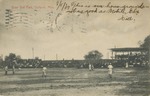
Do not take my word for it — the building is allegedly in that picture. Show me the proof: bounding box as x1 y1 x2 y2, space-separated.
110 47 149 67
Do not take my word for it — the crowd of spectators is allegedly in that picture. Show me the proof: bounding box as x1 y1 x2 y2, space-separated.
115 52 149 67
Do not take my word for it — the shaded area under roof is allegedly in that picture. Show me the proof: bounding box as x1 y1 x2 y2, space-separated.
110 47 148 52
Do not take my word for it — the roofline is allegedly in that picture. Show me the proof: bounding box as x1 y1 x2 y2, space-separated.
109 47 148 52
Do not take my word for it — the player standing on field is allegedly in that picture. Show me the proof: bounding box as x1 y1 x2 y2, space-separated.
4 66 8 75
89 63 92 71
108 63 113 79
42 66 47 78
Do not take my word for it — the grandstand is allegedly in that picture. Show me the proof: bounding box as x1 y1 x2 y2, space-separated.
110 47 150 67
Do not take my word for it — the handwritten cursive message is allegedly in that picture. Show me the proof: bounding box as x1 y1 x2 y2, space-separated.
56 1 149 21
5 0 150 33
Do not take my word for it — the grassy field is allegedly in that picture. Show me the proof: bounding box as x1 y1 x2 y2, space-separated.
0 67 149 96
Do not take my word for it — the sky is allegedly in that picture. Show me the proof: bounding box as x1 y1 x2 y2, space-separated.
0 0 150 60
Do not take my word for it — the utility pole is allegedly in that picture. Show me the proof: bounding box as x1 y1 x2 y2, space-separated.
107 52 109 59
149 47 150 67
32 48 34 59
44 55 45 60
56 54 58 60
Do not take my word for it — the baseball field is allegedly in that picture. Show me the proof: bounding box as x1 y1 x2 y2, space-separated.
0 67 149 96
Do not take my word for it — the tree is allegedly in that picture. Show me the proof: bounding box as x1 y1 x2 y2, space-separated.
5 53 16 67
16 55 21 60
140 35 150 48
84 50 103 60
0 55 3 68
140 35 150 67
4 53 18 73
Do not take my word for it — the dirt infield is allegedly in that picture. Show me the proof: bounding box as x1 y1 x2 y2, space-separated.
0 68 149 96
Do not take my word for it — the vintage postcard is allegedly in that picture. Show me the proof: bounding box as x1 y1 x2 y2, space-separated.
0 0 150 96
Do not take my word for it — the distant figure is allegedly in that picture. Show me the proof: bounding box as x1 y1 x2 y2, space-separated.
91 64 94 71
108 64 113 79
4 66 8 75
80 65 83 68
42 67 47 78
125 62 128 68
12 65 15 75
18 68 21 70
12 59 17 75
89 63 92 71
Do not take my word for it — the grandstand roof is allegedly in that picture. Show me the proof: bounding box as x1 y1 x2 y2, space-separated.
110 47 148 52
